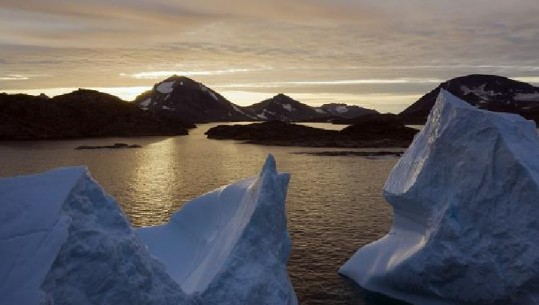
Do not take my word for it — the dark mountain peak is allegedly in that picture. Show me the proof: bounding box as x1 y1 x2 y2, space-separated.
243 94 322 121
134 76 252 124
399 74 539 124
273 93 291 100
440 74 535 94
265 93 299 105
160 75 198 86
38 93 50 99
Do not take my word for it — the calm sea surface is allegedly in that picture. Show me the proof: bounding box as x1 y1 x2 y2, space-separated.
0 123 401 305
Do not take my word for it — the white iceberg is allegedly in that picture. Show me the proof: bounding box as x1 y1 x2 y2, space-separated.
0 155 296 305
137 155 297 304
0 167 186 305
340 90 539 305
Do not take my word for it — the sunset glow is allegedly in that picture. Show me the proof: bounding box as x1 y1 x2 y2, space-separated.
1 0 538 112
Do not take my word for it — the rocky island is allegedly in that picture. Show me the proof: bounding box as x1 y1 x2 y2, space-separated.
205 115 418 148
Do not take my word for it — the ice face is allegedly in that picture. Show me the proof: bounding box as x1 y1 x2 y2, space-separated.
136 155 297 305
340 89 539 305
0 168 186 305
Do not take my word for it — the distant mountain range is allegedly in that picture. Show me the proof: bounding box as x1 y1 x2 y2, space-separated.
2 74 538 140
0 90 192 140
398 74 539 124
133 75 378 123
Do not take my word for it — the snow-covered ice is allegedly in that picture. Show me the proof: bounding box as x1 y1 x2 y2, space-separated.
137 155 297 304
0 155 296 305
156 81 175 94
340 89 539 305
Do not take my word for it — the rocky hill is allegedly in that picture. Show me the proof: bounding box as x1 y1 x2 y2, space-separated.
134 75 254 124
315 103 379 119
241 94 323 121
399 74 539 124
0 90 191 140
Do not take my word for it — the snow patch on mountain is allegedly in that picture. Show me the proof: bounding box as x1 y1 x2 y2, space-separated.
460 84 500 100
335 106 349 113
140 98 151 108
156 81 175 94
515 92 539 101
198 83 219 101
282 104 294 111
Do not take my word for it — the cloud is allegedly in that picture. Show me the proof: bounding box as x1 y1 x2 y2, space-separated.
0 0 537 112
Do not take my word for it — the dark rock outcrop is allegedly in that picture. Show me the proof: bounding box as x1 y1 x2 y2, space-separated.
205 119 418 148
0 90 191 140
339 114 417 144
75 143 142 150
399 74 539 124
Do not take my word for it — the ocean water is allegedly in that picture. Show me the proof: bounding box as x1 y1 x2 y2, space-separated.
0 123 402 305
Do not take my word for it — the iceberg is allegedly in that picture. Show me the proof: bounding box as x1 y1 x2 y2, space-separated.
0 167 186 305
0 155 296 305
340 90 539 305
136 155 297 304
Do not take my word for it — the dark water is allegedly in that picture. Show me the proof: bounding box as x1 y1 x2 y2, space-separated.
0 123 400 305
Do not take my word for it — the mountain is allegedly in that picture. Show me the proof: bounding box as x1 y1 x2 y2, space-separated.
0 90 191 140
133 75 254 124
315 103 379 119
399 74 539 124
242 93 323 121
133 76 380 123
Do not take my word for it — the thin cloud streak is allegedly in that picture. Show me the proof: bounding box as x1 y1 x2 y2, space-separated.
214 78 445 89
123 68 267 80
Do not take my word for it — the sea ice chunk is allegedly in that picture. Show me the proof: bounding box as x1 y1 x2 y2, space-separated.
340 90 539 305
137 155 297 304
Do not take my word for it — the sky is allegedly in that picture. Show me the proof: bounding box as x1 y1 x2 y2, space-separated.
1 0 538 113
